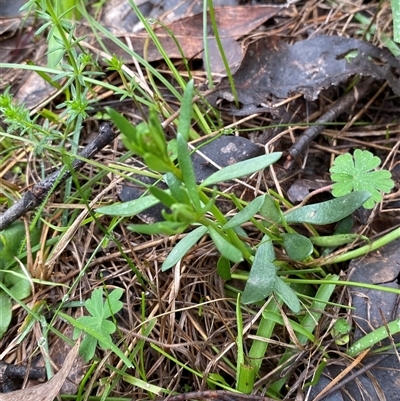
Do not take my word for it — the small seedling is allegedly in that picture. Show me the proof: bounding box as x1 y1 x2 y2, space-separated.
72 287 123 362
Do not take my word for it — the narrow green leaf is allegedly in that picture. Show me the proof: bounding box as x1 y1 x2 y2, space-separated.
392 0 400 43
128 221 188 235
0 292 12 339
262 311 314 342
299 274 338 342
0 221 25 269
242 240 276 304
285 191 371 225
310 234 368 247
217 256 231 280
177 133 200 210
143 153 175 173
96 195 160 217
106 107 137 144
149 186 177 208
164 173 191 204
200 153 282 187
162 226 208 271
4 267 31 300
281 233 313 261
347 319 400 357
178 79 194 141
259 193 281 224
207 226 243 263
223 195 265 229
237 364 255 394
273 277 300 314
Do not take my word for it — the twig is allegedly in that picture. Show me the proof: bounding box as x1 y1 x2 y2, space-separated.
284 77 376 169
0 123 118 231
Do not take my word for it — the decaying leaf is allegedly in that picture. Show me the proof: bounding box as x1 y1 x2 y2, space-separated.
208 36 400 115
97 6 282 65
0 341 79 401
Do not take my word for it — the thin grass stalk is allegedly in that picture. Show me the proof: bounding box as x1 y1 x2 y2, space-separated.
207 0 239 108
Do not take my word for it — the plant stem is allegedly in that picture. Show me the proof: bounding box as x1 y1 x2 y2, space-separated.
320 226 400 265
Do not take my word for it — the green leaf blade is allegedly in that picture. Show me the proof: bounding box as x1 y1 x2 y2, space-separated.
223 195 265 230
162 226 208 271
281 233 313 261
273 277 300 314
177 79 194 141
285 191 371 224
207 226 243 263
200 153 282 187
177 133 200 210
242 240 276 304
0 293 12 339
96 195 160 217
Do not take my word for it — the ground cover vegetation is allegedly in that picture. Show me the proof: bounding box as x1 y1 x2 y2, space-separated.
0 0 399 400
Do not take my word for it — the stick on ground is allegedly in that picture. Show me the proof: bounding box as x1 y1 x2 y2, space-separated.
0 123 118 231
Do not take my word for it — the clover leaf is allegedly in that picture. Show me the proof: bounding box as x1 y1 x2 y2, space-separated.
330 149 394 209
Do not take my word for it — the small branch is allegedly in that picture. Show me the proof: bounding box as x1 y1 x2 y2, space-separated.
284 77 376 169
0 123 118 231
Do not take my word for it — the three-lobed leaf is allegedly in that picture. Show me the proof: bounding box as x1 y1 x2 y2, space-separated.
73 288 124 361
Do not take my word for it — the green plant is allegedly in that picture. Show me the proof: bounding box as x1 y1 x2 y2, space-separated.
0 222 40 338
330 149 394 209
69 287 124 362
391 0 400 43
2 1 399 397
95 76 400 394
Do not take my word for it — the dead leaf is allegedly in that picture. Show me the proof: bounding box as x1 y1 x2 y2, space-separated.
0 341 79 401
96 6 282 64
208 36 400 114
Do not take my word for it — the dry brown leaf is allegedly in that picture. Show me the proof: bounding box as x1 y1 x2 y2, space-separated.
0 341 79 401
99 6 282 62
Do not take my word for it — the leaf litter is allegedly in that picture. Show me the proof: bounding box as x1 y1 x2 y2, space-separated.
208 35 400 115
